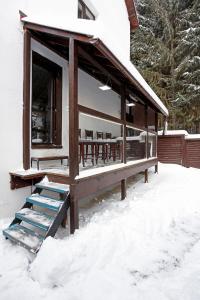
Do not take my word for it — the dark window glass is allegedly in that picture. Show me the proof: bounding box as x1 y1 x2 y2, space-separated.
31 52 62 148
78 0 95 20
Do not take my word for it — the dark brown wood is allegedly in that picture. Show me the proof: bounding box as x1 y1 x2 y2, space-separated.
124 0 139 30
78 104 124 125
69 38 79 179
121 85 127 163
24 22 93 43
145 105 149 158
155 164 158 173
75 158 157 199
93 39 168 116
144 169 148 183
23 29 31 170
70 185 79 234
10 174 44 190
78 46 121 86
121 179 126 200
158 135 185 165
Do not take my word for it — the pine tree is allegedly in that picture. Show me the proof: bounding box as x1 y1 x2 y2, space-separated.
131 0 200 132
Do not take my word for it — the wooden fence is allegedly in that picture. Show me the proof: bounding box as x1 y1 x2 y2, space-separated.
158 134 200 168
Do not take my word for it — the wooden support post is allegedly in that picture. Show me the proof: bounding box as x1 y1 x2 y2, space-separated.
69 38 79 179
70 185 79 234
155 164 158 173
23 29 31 170
144 169 148 183
121 85 127 199
145 105 149 158
121 179 126 200
121 85 127 164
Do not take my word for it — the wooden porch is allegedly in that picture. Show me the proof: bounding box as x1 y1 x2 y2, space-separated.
9 20 167 234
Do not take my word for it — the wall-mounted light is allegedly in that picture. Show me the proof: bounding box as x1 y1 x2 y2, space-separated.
99 85 111 91
126 102 135 107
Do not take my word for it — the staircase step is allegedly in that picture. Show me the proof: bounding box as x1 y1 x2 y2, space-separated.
3 224 43 253
16 208 54 231
35 182 69 194
27 194 63 211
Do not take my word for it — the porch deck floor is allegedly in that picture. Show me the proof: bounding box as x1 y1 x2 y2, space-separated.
11 157 156 180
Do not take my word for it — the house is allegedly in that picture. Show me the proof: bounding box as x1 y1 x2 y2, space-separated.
1 0 168 252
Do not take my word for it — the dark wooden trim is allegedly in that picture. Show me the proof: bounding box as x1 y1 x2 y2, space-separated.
121 85 127 163
121 179 126 200
30 32 68 60
32 144 63 149
75 158 157 199
70 184 79 234
78 46 121 86
69 38 79 179
23 29 31 170
93 39 168 117
144 169 148 183
78 104 124 125
124 0 139 30
145 105 148 158
24 23 93 43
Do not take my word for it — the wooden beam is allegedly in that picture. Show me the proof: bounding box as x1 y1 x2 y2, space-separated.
78 104 124 125
75 158 157 199
78 46 121 86
23 29 31 170
121 85 127 164
145 105 149 158
70 184 79 234
24 22 92 43
69 38 79 179
121 179 126 200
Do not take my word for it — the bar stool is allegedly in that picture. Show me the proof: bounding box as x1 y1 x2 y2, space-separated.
84 129 95 166
95 132 106 164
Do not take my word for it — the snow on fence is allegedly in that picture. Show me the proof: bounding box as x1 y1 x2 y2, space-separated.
158 131 200 168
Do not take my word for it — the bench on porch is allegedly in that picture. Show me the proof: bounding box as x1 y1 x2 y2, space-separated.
31 156 69 170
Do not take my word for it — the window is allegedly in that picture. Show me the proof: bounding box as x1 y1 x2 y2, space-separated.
31 52 62 148
78 0 95 20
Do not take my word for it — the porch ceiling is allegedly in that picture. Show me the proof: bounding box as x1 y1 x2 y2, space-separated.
23 21 168 116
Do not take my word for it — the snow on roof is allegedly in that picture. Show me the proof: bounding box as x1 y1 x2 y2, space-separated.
158 130 189 136
21 15 169 116
185 134 200 140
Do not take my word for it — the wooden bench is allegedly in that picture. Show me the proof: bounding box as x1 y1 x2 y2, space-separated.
31 156 68 170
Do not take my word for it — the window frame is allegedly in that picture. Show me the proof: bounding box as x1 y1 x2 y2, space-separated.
78 0 95 20
31 51 63 149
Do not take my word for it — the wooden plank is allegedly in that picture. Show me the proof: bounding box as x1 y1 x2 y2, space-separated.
75 158 158 199
78 104 124 125
121 85 127 163
24 22 92 43
23 29 31 170
69 38 79 179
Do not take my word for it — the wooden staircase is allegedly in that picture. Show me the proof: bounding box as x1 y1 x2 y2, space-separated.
3 182 70 253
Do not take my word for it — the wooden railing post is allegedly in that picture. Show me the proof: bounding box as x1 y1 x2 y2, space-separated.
69 38 79 179
23 29 31 170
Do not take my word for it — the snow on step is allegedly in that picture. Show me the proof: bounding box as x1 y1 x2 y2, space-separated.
16 208 54 231
3 224 43 253
27 194 63 211
35 182 69 194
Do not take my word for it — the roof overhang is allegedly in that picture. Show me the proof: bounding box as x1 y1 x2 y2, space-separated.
124 0 139 30
22 20 168 116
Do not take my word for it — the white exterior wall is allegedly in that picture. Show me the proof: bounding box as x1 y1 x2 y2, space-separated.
0 0 130 217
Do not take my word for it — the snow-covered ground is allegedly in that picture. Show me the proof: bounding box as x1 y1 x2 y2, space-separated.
1 163 200 300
